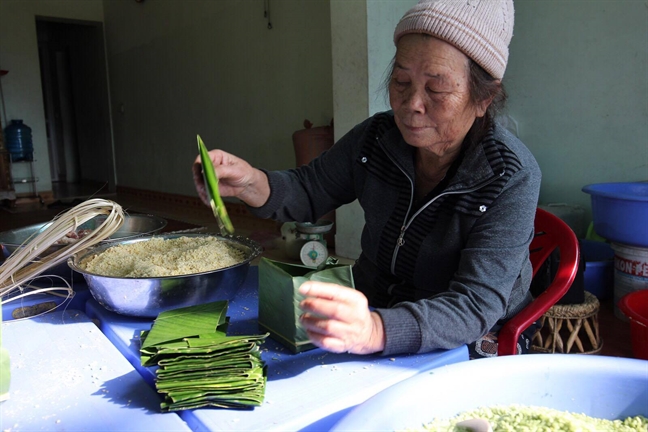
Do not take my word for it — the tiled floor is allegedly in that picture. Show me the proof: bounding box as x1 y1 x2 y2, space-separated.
0 181 636 359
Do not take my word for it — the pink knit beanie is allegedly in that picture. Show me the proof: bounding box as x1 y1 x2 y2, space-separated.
393 0 514 79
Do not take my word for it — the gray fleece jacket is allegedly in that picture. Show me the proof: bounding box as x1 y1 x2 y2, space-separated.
249 111 542 356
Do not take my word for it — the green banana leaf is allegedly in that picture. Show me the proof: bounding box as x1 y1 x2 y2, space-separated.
158 356 262 372
156 348 258 368
157 344 258 365
162 376 265 399
172 385 266 398
257 257 355 353
0 313 9 402
157 359 266 411
140 301 268 411
158 352 262 371
140 301 229 366
157 366 261 381
143 336 264 367
157 372 265 391
161 389 266 411
197 134 234 235
157 357 263 378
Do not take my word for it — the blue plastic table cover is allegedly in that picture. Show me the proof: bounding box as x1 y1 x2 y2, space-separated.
1 283 92 322
0 310 190 431
85 265 469 432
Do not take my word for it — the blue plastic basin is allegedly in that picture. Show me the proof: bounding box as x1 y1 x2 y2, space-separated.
582 182 648 247
331 355 648 431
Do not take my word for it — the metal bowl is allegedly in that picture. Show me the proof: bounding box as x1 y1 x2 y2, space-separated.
0 214 168 281
67 233 262 317
295 220 334 234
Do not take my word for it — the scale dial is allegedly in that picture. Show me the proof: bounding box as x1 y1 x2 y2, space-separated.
300 240 328 267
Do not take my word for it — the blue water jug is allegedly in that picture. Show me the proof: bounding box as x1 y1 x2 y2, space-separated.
4 119 34 162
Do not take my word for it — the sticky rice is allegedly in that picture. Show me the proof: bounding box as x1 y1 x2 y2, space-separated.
79 236 246 277
405 405 648 432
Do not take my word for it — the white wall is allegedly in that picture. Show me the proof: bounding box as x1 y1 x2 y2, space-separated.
506 0 648 219
0 0 104 195
103 0 333 196
332 0 647 258
1 0 645 253
329 0 367 259
331 0 415 259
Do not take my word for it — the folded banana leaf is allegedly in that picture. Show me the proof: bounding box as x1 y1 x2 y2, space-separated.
257 257 355 353
0 313 9 402
161 388 266 411
140 301 268 412
158 340 258 360
157 348 259 368
159 350 262 368
157 366 260 381
157 355 263 379
140 301 229 366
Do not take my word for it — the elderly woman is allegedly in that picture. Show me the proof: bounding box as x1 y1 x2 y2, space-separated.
193 0 541 359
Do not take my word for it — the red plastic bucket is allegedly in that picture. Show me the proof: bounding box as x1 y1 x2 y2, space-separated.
618 289 648 360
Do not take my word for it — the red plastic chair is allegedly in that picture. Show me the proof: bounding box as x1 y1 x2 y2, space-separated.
497 207 580 356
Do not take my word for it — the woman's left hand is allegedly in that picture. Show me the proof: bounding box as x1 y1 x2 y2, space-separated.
298 281 385 355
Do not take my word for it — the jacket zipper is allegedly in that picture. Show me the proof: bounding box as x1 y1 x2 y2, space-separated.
378 138 504 275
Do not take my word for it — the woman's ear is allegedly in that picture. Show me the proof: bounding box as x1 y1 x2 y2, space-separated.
475 80 500 118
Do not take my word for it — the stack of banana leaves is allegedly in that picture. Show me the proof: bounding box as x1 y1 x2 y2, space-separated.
140 301 268 411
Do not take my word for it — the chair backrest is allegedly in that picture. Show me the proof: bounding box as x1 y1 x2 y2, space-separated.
497 207 580 356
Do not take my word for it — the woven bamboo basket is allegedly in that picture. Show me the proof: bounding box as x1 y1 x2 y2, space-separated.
532 291 603 354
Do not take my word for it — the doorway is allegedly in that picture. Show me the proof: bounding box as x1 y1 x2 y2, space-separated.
36 18 115 200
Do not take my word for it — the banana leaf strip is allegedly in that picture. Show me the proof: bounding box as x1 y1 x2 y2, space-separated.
157 375 265 392
164 386 264 400
163 380 266 402
166 386 266 404
161 392 265 411
158 356 262 374
185 333 267 345
143 338 264 367
162 402 247 411
144 340 245 358
156 344 258 366
197 134 234 235
157 359 263 378
158 351 260 369
156 357 265 386
157 366 260 381
141 337 244 362
147 333 262 354
159 376 267 411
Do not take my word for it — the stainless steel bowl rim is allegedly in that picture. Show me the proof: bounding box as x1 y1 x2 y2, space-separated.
0 214 168 248
67 233 262 279
295 220 334 234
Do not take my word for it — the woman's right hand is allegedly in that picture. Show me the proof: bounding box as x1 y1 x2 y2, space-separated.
192 149 270 208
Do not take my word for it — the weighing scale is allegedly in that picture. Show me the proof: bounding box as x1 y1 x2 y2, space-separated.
281 220 334 267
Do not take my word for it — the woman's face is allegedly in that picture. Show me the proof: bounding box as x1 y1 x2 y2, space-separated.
389 34 488 157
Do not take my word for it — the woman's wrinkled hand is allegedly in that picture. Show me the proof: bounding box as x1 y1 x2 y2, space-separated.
298 281 385 355
192 149 270 208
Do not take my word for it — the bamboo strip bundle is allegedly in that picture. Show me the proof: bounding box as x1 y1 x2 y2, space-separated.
0 198 125 300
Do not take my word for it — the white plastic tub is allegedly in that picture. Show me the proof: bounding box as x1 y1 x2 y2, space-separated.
331 355 648 431
612 242 648 321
